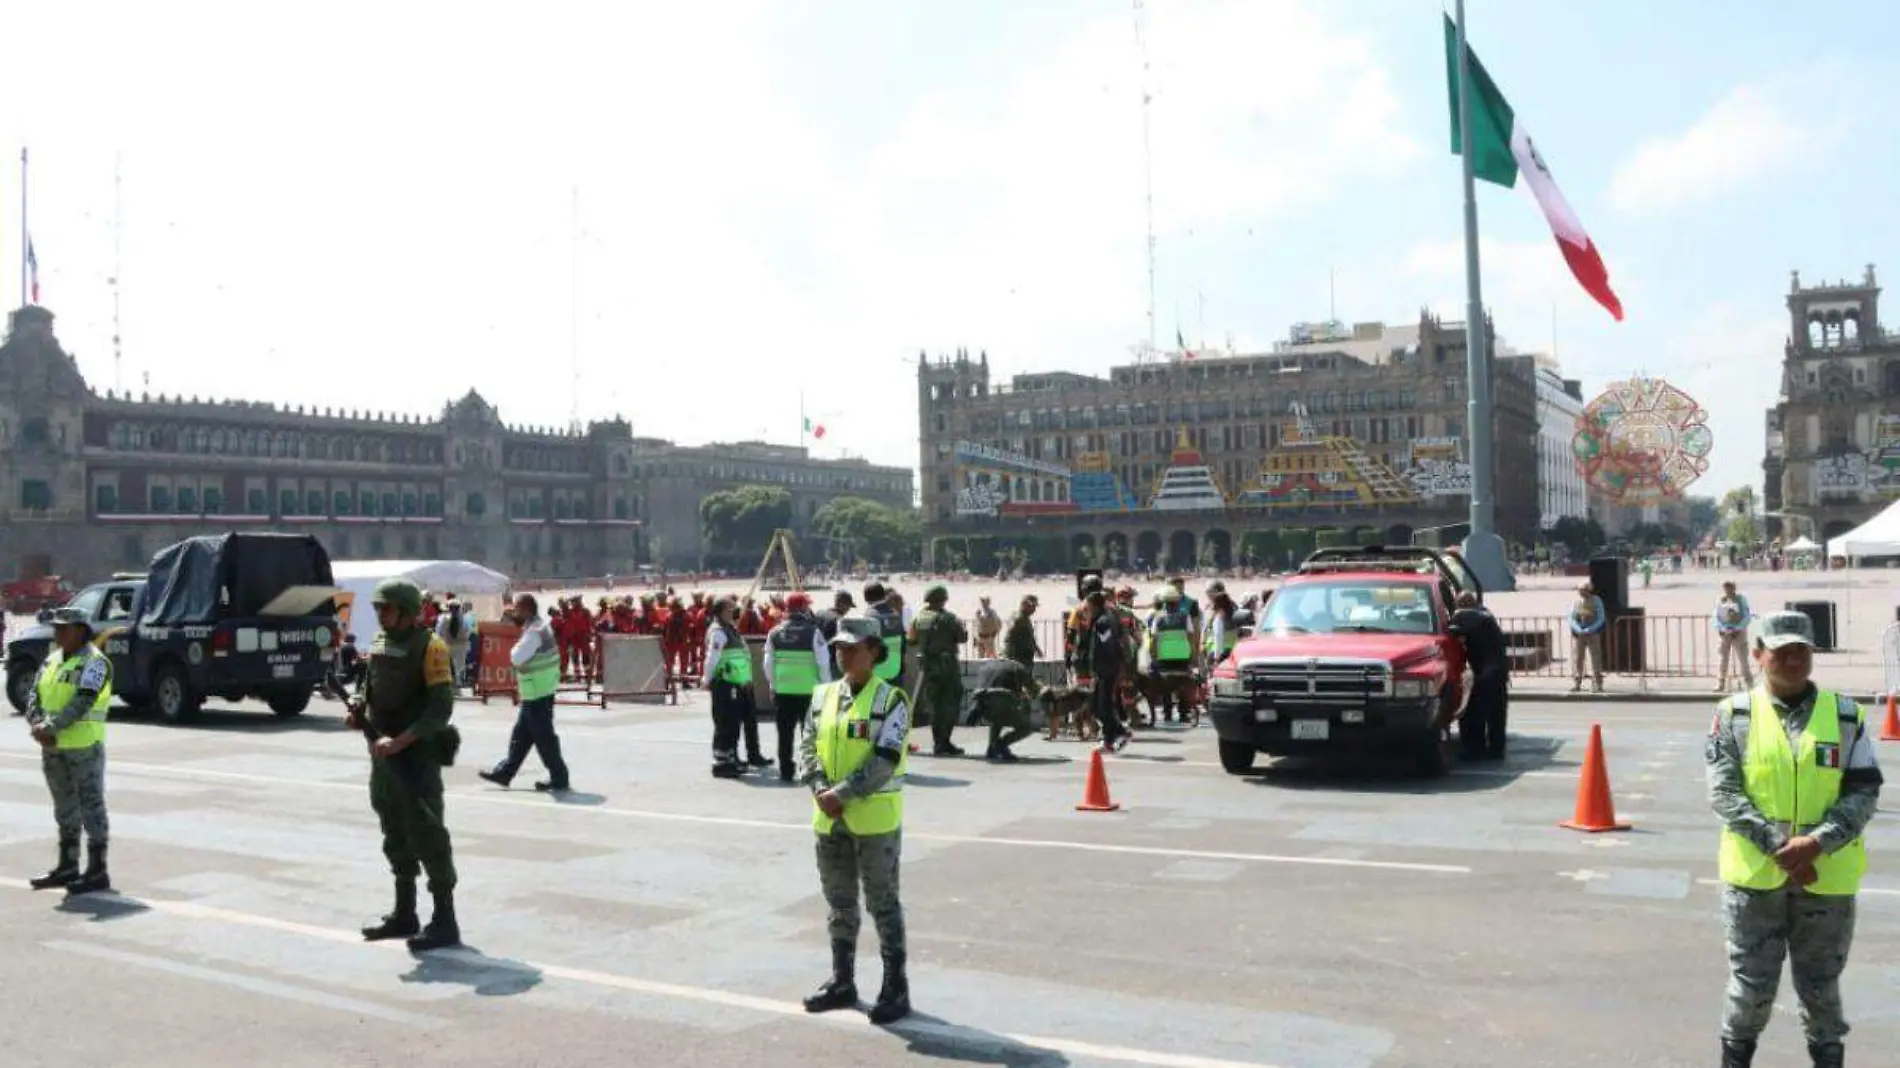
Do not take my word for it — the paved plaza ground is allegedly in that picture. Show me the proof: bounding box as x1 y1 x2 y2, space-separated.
1 685 1897 1067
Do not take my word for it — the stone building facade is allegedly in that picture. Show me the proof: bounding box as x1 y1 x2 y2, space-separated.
1762 266 1898 543
917 313 1541 571
0 306 912 582
1534 359 1590 528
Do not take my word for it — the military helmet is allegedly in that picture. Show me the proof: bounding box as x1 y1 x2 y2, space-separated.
371 577 423 615
923 584 949 604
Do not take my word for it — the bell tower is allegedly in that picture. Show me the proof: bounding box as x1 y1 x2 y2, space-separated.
915 348 990 535
1788 265 1880 354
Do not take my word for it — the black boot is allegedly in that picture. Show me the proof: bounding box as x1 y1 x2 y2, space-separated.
802 940 858 1013
1809 1042 1844 1068
362 878 421 941
65 842 110 896
1721 1038 1756 1068
407 888 461 951
29 837 80 891
868 951 911 1025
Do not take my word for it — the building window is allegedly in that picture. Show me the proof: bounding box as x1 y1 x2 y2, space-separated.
402 492 418 517
281 489 299 516
21 418 48 445
466 492 486 517
334 490 353 515
614 497 630 519
554 496 572 520
381 492 398 515
95 484 118 514
306 490 324 515
573 497 590 519
361 491 377 516
178 486 199 514
20 479 52 511
150 485 172 512
528 496 544 519
249 488 268 514
423 494 441 517
204 487 224 514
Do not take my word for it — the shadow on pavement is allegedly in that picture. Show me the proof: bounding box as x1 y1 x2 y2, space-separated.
116 705 353 734
548 789 609 807
400 945 544 996
886 1014 1071 1066
1242 733 1563 794
55 891 153 922
905 774 972 789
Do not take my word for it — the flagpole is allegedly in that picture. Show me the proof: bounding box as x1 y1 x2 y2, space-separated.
18 147 27 308
1454 0 1514 591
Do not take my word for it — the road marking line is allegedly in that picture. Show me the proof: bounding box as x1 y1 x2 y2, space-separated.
42 937 445 1028
10 882 1284 1068
0 754 1470 877
1693 878 1900 898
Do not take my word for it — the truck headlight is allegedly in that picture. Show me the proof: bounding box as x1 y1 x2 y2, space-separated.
1392 678 1438 699
1211 675 1244 699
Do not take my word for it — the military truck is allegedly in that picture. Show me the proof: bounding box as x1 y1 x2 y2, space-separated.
4 533 342 722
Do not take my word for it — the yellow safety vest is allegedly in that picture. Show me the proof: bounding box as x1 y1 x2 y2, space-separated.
811 676 910 837
35 646 114 750
1717 688 1868 896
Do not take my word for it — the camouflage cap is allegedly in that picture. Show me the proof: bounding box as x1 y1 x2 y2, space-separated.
924 584 949 603
1750 610 1815 651
371 577 423 614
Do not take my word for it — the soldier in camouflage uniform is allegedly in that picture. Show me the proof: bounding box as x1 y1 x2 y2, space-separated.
1003 594 1041 670
347 578 465 952
797 616 913 1025
1706 611 1879 1068
907 585 968 757
25 608 115 896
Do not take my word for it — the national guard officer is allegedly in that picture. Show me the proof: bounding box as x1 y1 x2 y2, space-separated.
764 593 831 781
347 578 465 952
908 585 968 757
969 657 1038 762
1146 586 1196 723
1707 611 1879 1068
797 616 913 1025
862 582 908 690
26 608 114 895
702 596 755 779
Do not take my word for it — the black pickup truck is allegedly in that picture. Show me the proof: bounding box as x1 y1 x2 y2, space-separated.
5 533 343 722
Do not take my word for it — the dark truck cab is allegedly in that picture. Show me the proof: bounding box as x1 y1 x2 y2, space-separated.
4 533 342 722
1207 546 1483 778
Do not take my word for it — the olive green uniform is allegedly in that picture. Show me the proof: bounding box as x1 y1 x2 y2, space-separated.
910 606 968 752
362 626 460 894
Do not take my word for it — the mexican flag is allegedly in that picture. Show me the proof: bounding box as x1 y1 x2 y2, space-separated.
803 417 826 440
1443 14 1623 322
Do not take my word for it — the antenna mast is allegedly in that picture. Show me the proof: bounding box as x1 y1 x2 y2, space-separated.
568 185 581 433
111 151 124 393
1133 0 1156 363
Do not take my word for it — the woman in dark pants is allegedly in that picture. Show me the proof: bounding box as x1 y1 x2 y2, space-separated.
702 598 755 779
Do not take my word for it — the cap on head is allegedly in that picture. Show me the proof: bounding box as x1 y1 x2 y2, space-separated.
863 582 888 605
372 578 423 615
829 615 888 663
924 584 948 604
1158 586 1181 603
49 607 93 633
785 592 811 612
1751 611 1815 651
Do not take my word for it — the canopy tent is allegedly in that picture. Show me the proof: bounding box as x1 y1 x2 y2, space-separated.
1785 535 1821 553
330 559 512 638
1825 499 1900 560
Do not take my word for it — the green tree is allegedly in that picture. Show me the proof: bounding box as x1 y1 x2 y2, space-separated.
810 496 922 568
699 485 793 555
1721 485 1761 548
1549 516 1605 560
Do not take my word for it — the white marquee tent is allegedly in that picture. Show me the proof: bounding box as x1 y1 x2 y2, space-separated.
1785 535 1821 554
1825 499 1900 560
330 559 512 638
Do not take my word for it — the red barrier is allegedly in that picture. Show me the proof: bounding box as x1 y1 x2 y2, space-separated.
474 623 603 708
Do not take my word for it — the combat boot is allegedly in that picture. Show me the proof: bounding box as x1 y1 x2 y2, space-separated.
1809 1042 1844 1068
407 888 461 951
30 837 81 890
65 842 110 896
1720 1038 1755 1068
361 877 420 941
802 940 858 1014
868 950 911 1025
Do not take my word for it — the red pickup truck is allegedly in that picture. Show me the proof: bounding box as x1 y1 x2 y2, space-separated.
1207 546 1482 777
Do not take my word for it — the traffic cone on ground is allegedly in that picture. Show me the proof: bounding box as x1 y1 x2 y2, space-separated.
1880 694 1900 742
1559 723 1630 833
1076 749 1121 813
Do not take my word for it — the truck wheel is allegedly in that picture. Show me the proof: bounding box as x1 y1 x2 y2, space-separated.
1218 738 1258 774
1414 730 1451 778
267 690 311 717
5 662 37 715
154 663 202 723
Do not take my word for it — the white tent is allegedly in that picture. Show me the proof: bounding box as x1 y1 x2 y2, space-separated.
1825 499 1900 560
1785 535 1821 553
330 559 512 638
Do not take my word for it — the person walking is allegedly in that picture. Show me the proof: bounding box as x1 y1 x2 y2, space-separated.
477 593 571 793
764 593 831 782
347 579 463 952
797 616 913 1025
1715 581 1755 693
702 597 754 779
908 585 969 757
1568 581 1607 693
1707 611 1880 1068
25 608 114 895
1074 587 1132 753
435 596 472 689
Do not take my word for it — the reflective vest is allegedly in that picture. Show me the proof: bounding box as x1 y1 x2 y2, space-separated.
871 606 906 682
769 618 821 696
1717 688 1868 896
811 677 910 836
36 646 113 750
712 623 753 686
1203 614 1237 659
1152 609 1192 663
515 618 562 701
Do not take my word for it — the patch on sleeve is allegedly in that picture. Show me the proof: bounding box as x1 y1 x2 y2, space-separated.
423 637 455 687
77 657 110 693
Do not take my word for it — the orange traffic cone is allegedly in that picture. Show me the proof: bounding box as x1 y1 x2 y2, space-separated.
1880 694 1900 742
1076 749 1121 812
1559 723 1631 833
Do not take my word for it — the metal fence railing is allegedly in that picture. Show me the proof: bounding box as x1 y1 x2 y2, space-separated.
1882 622 1900 696
1494 614 1737 686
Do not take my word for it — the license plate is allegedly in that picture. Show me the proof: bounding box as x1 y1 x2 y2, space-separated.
272 664 294 679
1290 719 1329 741
1253 707 1277 723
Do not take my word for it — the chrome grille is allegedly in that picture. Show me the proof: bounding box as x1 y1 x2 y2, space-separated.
1238 658 1392 701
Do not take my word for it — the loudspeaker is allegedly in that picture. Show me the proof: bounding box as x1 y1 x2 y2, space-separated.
1588 557 1630 616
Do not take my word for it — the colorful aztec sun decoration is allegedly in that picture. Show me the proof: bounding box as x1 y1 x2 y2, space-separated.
1571 376 1713 506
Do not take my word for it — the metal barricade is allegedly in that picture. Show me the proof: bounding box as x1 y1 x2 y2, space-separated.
1881 621 1900 696
1493 614 1729 689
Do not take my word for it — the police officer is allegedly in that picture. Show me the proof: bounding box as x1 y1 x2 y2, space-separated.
908 585 969 756
702 597 754 779
764 593 831 782
1707 611 1879 1068
970 657 1038 762
1147 586 1196 722
346 578 464 952
477 593 570 792
26 608 114 895
797 616 913 1025
862 582 907 689
1448 591 1509 760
